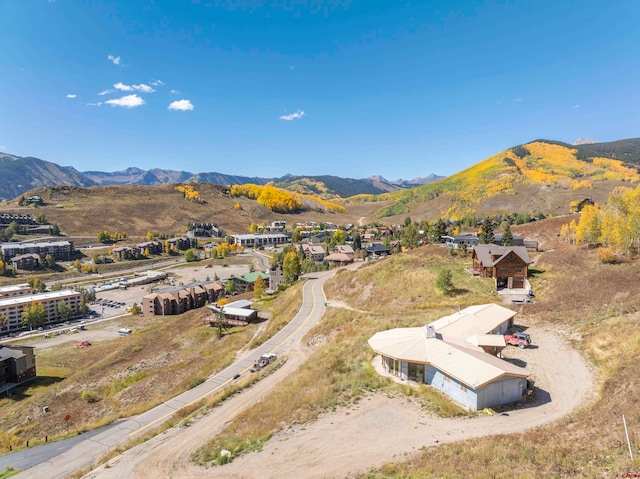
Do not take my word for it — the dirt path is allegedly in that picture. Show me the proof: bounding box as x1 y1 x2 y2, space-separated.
84 325 595 479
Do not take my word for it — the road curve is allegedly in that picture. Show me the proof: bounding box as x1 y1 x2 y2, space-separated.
2 268 340 479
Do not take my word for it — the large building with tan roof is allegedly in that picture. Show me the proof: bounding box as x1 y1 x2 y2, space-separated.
368 304 529 410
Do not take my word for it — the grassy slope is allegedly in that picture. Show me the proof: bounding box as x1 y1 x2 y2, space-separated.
0 283 303 452
357 226 640 477
192 247 501 464
192 216 640 475
2 184 380 239
353 141 640 221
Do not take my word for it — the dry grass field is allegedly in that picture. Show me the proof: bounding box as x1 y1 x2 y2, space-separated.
3 184 387 239
0 282 303 453
5 178 626 242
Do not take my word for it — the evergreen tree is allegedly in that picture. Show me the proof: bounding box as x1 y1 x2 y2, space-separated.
436 269 454 295
478 218 495 244
353 233 362 251
213 307 230 339
501 223 514 246
427 220 448 243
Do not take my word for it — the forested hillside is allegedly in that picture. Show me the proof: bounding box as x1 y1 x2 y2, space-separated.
356 140 640 220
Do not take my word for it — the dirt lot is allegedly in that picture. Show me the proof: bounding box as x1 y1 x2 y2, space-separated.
85 324 594 479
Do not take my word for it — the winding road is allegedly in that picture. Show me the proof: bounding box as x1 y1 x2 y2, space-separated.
1 268 340 479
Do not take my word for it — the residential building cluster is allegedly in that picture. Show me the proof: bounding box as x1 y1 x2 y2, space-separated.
142 280 224 316
0 213 52 236
0 284 82 333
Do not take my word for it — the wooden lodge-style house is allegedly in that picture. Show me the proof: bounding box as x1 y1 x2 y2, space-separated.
471 245 531 289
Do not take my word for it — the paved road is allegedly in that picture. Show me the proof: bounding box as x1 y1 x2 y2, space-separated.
1 268 339 479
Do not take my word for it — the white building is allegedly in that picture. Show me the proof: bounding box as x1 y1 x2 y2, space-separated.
230 233 289 248
0 289 82 333
368 304 530 410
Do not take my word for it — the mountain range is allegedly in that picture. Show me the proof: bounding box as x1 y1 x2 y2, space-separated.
0 153 444 202
2 137 640 212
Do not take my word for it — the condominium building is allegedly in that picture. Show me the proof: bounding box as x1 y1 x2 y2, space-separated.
0 283 32 300
0 289 82 333
0 240 75 262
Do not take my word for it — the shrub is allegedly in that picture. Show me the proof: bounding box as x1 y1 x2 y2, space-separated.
596 247 617 264
81 390 102 403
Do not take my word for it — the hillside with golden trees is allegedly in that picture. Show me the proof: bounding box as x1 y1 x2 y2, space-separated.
563 184 640 256
230 183 347 214
353 140 640 220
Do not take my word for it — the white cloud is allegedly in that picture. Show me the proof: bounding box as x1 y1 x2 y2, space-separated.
108 55 121 65
574 104 580 109
279 110 305 121
290 66 294 70
133 83 154 93
151 80 164 86
66 94 77 98
114 82 133 91
170 89 179 94
105 94 144 108
98 89 112 96
168 99 194 111
113 82 155 93
86 102 103 107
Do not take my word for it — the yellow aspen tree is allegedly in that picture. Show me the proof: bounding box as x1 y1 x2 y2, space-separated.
575 204 601 248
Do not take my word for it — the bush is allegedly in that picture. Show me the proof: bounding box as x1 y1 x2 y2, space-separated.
81 390 102 403
596 247 618 264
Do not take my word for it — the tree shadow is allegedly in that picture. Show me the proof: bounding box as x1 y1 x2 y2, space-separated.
449 288 469 296
528 268 545 277
4 376 65 401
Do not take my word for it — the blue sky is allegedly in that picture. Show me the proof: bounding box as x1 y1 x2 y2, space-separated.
1 1 639 180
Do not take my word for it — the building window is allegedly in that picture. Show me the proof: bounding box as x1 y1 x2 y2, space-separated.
460 383 468 394
515 268 522 273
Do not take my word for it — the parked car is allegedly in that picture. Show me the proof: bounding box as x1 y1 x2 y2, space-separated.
504 332 531 349
76 341 91 348
250 353 278 372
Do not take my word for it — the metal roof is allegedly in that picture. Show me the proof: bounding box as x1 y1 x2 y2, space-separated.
368 304 528 389
368 326 528 389
432 304 516 341
0 289 81 307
